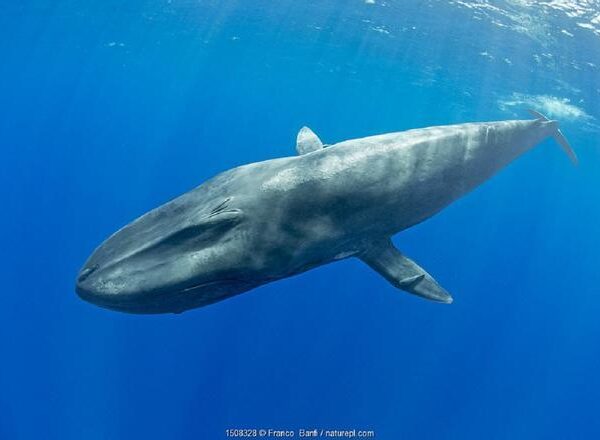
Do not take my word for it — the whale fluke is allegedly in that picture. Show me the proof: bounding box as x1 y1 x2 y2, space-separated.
528 109 578 165
296 126 324 155
360 239 453 304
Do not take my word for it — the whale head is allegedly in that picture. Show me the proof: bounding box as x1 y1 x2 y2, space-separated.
76 187 258 314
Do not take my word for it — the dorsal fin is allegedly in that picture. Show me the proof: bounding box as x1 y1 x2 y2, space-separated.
296 126 324 155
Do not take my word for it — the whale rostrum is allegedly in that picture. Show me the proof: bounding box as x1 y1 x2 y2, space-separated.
76 112 576 314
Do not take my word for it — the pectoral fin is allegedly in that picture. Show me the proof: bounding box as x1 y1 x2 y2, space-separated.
360 239 453 304
296 126 324 155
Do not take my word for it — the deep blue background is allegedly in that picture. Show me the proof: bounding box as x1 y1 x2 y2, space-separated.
1 1 599 438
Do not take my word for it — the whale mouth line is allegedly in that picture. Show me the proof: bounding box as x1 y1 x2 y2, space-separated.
178 279 228 293
76 278 248 314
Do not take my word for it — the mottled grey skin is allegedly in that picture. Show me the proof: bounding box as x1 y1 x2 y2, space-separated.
76 115 574 314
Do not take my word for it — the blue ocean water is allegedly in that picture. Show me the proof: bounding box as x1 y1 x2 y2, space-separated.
2 0 600 438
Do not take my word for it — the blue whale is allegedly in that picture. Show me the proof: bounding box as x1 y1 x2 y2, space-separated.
76 110 576 314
